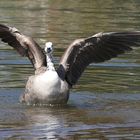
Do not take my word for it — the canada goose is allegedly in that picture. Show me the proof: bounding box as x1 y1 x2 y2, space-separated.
0 24 140 105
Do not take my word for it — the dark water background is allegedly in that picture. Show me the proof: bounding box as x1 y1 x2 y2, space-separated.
0 0 140 139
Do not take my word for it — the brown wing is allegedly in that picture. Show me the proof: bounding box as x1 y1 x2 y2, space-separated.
57 32 140 86
0 24 46 69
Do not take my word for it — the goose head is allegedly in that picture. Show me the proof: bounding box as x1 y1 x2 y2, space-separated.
45 42 53 54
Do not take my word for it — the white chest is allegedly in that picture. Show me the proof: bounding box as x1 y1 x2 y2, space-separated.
33 70 61 97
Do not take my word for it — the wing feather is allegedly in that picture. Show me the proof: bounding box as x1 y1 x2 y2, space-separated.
57 32 140 86
0 24 46 69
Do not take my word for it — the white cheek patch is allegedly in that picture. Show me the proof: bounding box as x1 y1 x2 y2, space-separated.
45 42 53 54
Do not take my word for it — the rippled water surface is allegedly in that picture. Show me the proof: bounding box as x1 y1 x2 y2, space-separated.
0 0 140 139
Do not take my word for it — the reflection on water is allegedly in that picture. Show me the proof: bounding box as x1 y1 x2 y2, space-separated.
0 89 140 139
0 0 140 139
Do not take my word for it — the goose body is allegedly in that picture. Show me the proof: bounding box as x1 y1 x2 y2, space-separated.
23 70 69 105
0 24 140 105
21 42 70 105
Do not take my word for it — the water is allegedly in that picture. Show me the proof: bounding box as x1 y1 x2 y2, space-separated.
0 0 140 139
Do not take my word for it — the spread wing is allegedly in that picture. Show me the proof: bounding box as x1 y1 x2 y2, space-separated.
0 24 46 69
57 32 140 86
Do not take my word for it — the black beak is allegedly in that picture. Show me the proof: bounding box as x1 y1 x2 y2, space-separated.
47 47 52 53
